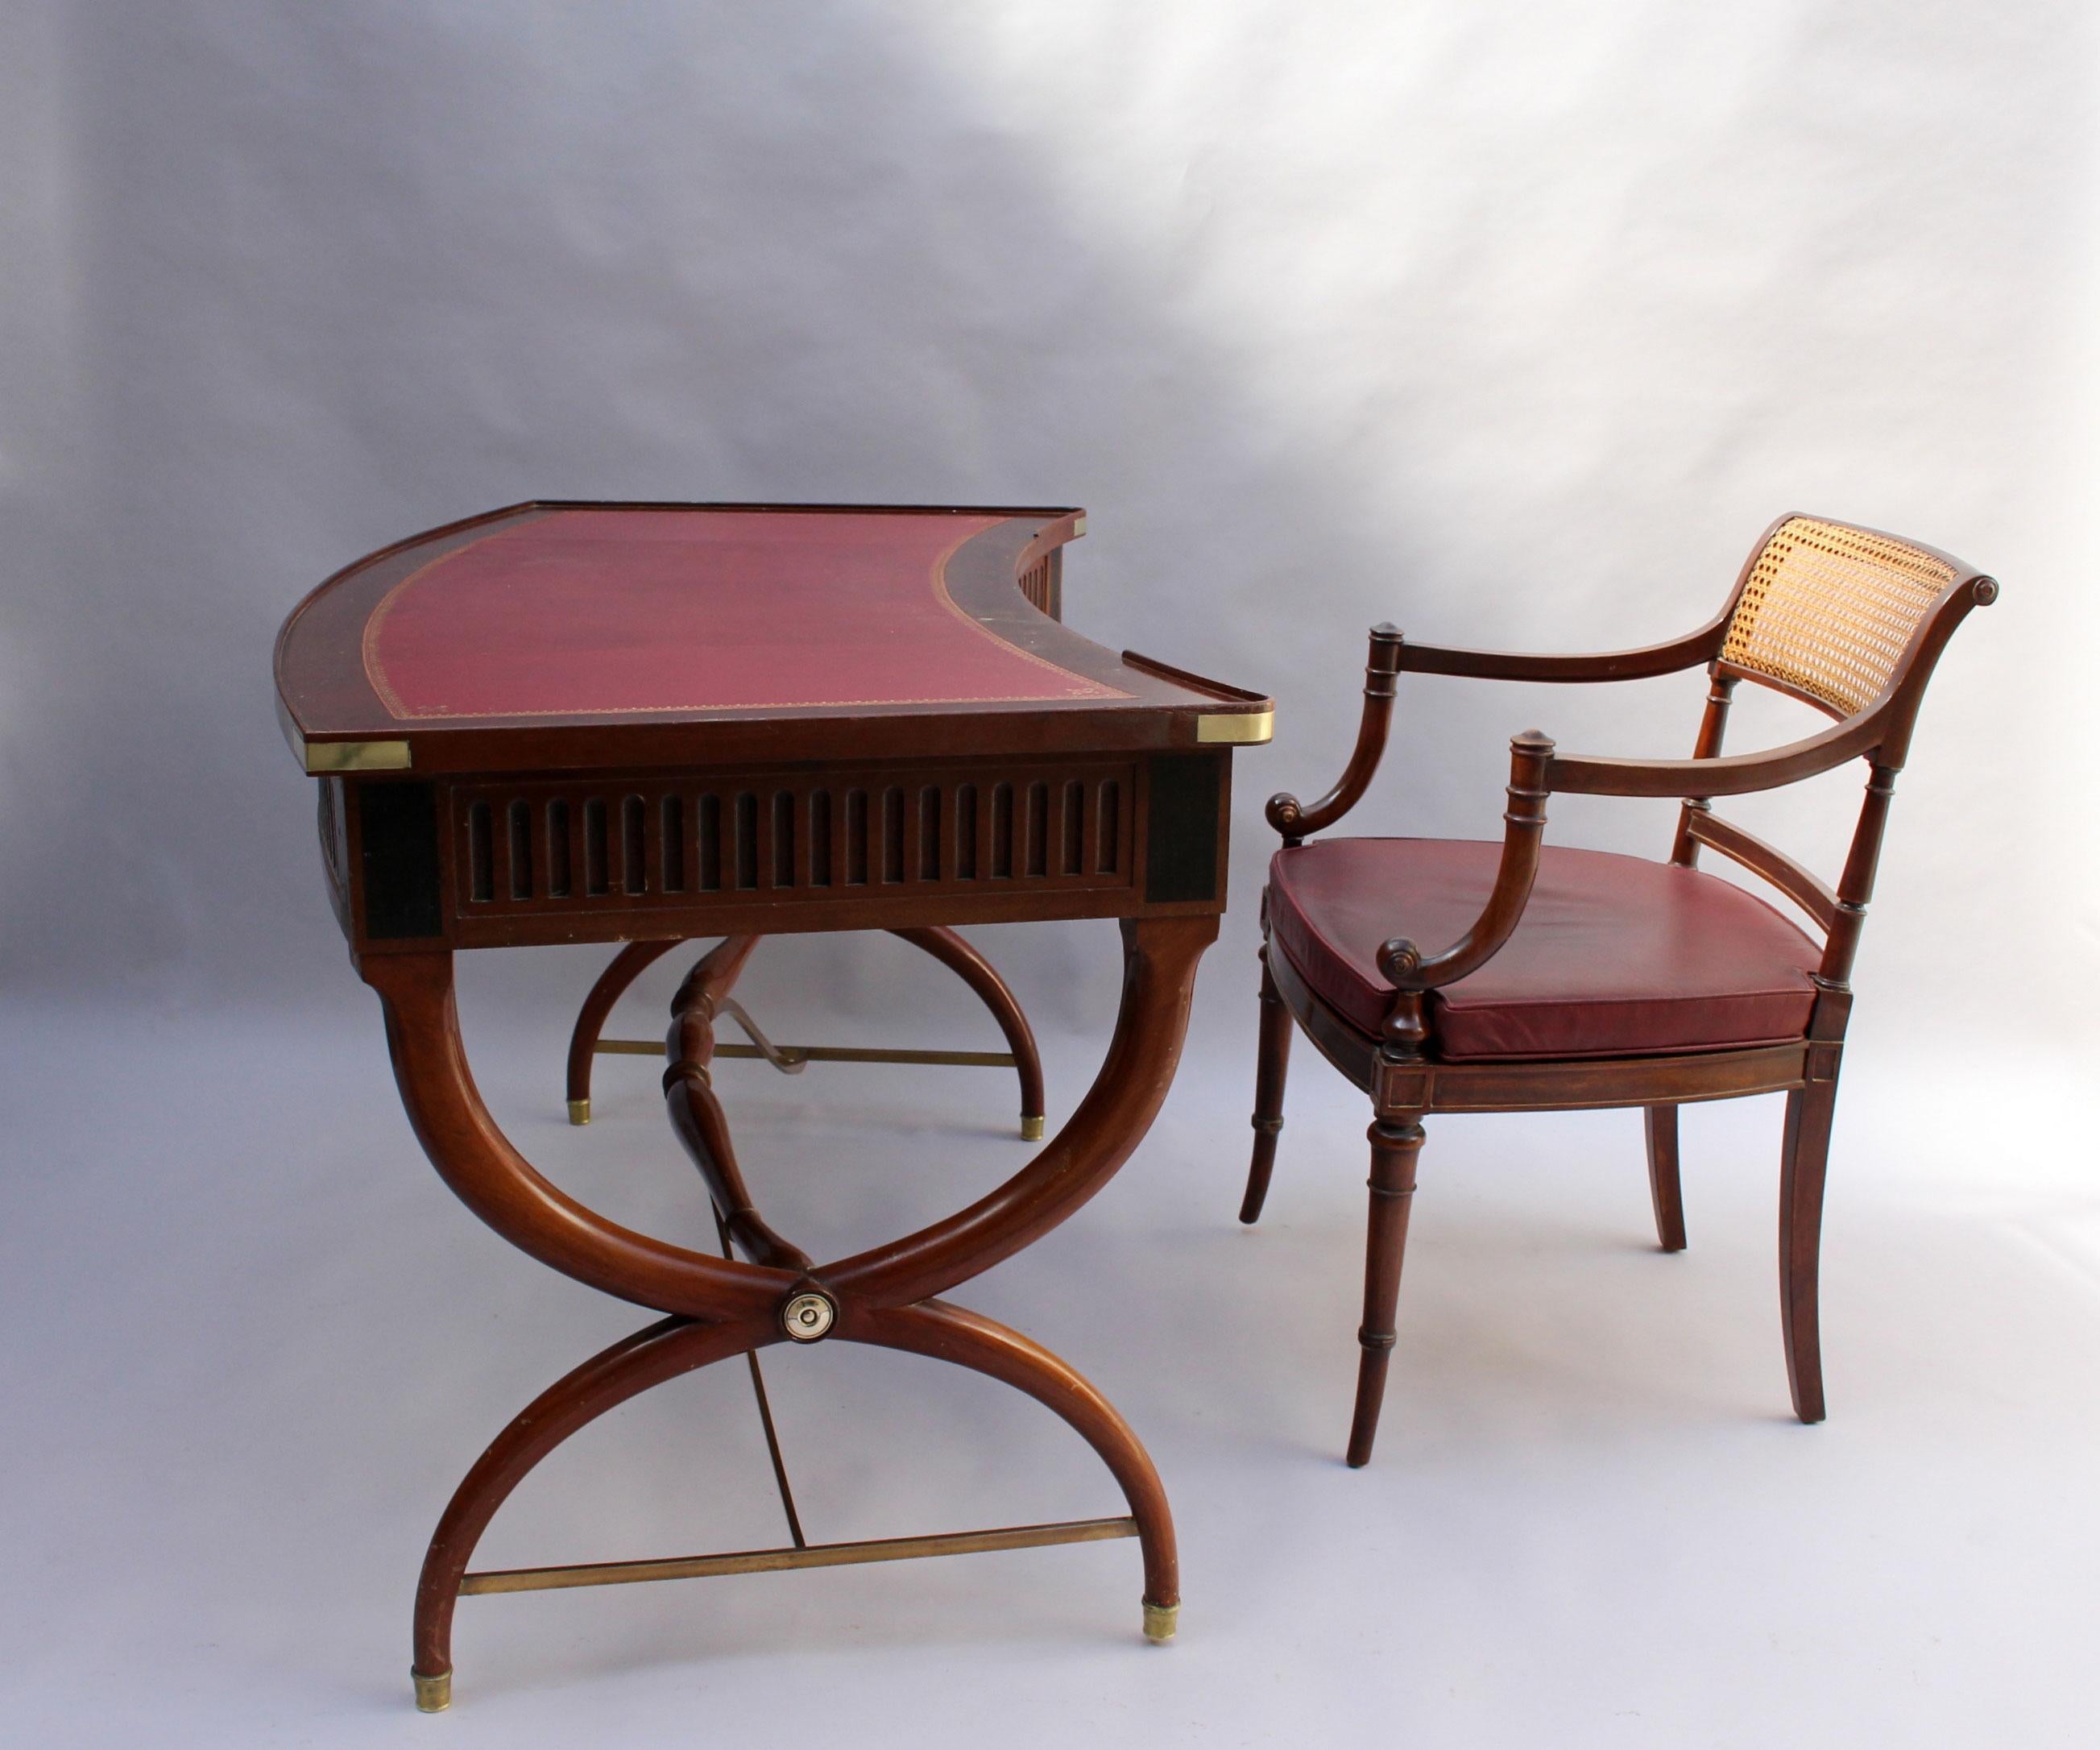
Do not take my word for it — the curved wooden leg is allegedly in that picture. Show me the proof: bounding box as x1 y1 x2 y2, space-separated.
565 939 679 1124
567 937 762 1124
1348 1113 1425 1469
1239 944 1294 1225
411 1314 772 1708
852 1299 1179 1640
825 915 1218 1308
364 950 796 1321
1779 1077 1837 1424
890 926 1046 1140
365 919 1216 1702
1645 1104 1687 1252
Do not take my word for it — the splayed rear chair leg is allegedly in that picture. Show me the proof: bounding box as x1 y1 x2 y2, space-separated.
1779 1078 1837 1423
1239 947 1294 1225
1645 1104 1687 1252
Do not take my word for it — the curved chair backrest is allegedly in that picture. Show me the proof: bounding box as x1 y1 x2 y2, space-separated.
1716 516 1968 719
1679 515 1996 989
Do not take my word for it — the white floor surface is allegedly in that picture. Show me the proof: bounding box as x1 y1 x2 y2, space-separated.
4 962 2096 1748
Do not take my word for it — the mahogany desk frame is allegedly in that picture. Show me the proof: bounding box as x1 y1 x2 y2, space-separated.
275 502 1271 1710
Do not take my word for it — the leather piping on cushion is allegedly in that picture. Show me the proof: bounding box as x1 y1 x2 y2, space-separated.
1266 838 1821 1062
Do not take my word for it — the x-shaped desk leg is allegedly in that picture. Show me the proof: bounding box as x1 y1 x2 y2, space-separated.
361 914 1214 1711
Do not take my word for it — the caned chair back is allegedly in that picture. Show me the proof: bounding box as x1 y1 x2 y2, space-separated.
1717 516 1963 719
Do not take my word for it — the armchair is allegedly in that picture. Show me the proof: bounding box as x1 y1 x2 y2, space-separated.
1243 515 1997 1465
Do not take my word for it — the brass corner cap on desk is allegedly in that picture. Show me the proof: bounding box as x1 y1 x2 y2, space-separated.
296 735 415 774
1196 709 1274 745
280 696 413 774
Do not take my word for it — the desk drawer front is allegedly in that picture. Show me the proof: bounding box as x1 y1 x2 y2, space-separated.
445 760 1136 923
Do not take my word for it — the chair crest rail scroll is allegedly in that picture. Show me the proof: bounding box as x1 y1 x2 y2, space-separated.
1242 514 1996 1466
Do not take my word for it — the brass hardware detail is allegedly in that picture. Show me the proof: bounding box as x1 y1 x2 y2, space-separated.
1195 710 1274 745
565 1097 590 1126
412 1670 451 1712
1143 1601 1179 1643
1020 1114 1046 1142
458 1516 1138 1595
781 1292 836 1342
594 1039 1018 1071
298 734 413 774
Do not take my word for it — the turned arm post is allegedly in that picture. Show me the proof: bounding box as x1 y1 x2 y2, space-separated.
1265 624 1404 845
1668 673 1738 866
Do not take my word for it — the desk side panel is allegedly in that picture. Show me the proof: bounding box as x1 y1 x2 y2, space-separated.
326 749 1237 955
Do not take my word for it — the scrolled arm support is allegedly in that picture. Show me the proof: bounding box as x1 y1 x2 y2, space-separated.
1266 624 1404 844
1376 731 1555 1051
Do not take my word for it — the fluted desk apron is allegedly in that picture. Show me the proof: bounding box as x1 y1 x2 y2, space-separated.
274 502 1273 1710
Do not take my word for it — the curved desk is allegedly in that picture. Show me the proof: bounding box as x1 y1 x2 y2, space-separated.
275 502 1271 1709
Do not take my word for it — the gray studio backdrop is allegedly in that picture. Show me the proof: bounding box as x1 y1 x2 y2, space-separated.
7 7 2100 1746
3 0 2094 1032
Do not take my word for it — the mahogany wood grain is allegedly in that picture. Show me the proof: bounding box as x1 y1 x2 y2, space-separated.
565 938 680 1112
1685 810 1841 932
1373 732 1553 1014
1239 944 1294 1225
1644 1105 1688 1253
1347 1114 1425 1470
824 915 1216 1308
847 1299 1179 1619
363 950 794 1321
412 1314 770 1690
890 926 1046 1130
1779 1077 1838 1423
1265 624 1401 844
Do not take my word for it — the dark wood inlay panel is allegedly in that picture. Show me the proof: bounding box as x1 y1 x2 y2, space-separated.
445 758 1137 923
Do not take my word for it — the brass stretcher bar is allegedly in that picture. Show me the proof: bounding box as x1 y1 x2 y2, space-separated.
461 1516 1139 1594
597 1038 1017 1068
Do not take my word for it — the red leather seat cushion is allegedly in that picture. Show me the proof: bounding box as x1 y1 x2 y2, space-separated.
1268 839 1820 1060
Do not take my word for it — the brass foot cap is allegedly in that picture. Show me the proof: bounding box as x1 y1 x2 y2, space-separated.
566 1098 590 1126
1020 1113 1046 1142
412 1670 452 1712
1142 1601 1178 1644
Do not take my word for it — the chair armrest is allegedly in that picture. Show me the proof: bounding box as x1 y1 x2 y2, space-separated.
1399 615 1726 683
1265 624 1404 841
1373 732 1555 1053
1545 713 1884 798
1265 613 1727 843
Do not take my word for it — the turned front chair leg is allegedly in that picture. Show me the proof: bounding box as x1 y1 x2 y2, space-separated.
1239 945 1294 1225
1348 1113 1425 1468
1779 1078 1838 1423
1645 1104 1688 1252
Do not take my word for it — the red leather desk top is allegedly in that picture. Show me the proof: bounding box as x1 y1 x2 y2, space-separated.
275 503 1271 775
364 508 1121 719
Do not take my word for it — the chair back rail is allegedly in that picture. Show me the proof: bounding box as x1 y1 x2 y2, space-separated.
1682 807 1840 933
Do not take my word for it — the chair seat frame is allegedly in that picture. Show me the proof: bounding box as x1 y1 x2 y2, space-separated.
1242 514 1996 1466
